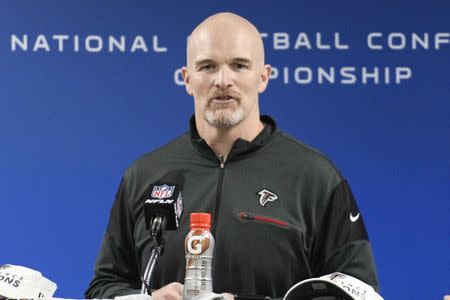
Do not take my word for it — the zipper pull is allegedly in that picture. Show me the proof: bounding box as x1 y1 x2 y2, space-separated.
239 212 254 220
218 154 225 169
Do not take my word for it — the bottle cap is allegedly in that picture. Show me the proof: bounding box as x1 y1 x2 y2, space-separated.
190 213 211 229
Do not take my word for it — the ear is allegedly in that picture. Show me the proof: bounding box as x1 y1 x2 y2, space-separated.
258 64 272 93
181 67 193 96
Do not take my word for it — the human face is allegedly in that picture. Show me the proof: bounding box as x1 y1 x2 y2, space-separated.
182 22 270 129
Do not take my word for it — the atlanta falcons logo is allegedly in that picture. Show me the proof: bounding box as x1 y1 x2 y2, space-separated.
257 189 279 207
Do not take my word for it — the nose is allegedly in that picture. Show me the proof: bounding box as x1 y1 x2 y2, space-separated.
214 66 233 89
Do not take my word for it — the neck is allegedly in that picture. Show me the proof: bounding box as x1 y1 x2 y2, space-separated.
196 115 265 160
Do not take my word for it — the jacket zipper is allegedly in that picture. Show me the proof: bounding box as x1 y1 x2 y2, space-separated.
239 212 289 228
212 154 225 236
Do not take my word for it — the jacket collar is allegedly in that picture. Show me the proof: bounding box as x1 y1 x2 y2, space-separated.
189 115 276 162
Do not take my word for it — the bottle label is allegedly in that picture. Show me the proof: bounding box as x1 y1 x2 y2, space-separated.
186 229 211 256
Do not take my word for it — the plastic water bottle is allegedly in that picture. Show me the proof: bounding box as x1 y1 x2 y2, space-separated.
183 213 214 300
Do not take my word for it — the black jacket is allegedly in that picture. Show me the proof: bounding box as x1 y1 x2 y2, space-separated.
85 116 378 298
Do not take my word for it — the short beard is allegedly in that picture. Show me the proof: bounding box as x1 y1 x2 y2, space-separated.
205 107 244 128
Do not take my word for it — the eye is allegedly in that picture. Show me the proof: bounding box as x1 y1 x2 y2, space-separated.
199 64 215 71
232 63 248 70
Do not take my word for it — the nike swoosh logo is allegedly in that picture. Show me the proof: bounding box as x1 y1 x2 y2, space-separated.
350 212 360 222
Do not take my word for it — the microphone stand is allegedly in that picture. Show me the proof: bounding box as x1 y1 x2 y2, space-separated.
141 217 167 295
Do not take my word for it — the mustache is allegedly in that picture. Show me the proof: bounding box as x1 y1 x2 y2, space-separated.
208 89 241 100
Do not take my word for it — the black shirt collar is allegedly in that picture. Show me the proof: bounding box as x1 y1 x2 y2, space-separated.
189 115 276 162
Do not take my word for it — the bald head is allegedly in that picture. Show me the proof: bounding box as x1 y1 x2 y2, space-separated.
186 12 265 70
181 12 272 136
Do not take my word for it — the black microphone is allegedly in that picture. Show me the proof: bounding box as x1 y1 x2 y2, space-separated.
141 172 185 295
143 172 184 239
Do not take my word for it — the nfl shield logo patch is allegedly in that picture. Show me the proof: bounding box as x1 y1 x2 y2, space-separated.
151 184 175 199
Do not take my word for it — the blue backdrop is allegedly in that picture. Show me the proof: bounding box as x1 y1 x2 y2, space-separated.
1 1 449 299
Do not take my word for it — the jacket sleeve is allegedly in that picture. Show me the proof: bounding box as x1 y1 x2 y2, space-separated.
85 177 141 298
309 180 380 292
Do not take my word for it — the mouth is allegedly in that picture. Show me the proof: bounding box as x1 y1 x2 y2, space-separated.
212 95 235 101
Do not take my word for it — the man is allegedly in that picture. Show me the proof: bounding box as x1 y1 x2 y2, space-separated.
85 12 379 299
